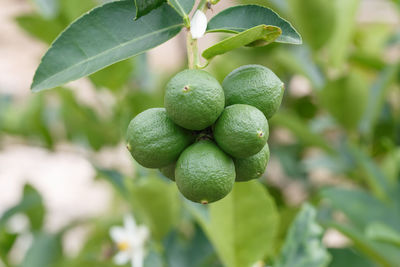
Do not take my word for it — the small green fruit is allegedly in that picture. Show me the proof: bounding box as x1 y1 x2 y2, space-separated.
164 69 225 130
159 162 176 181
235 143 270 182
214 104 269 158
175 140 235 204
223 65 284 119
126 108 193 168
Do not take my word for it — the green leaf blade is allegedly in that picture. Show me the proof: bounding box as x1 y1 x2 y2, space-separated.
274 204 331 267
189 181 279 267
31 1 183 92
202 25 281 60
206 5 302 44
167 0 195 17
135 0 166 19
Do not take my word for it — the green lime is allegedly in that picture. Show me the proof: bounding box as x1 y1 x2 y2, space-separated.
126 108 193 168
222 65 284 119
159 162 176 181
235 143 270 182
164 69 225 130
175 140 235 204
214 104 269 158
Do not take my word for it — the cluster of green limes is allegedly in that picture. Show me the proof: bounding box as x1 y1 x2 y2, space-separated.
126 65 284 204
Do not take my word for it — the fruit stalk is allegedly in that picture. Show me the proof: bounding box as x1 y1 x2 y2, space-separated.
186 30 199 69
186 0 211 69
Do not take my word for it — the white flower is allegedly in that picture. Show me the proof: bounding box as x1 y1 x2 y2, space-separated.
109 215 150 267
190 10 207 39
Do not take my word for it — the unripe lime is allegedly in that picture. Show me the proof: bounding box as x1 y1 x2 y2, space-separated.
214 104 269 158
175 140 235 204
235 143 270 182
159 162 176 181
126 108 193 168
222 65 284 119
164 69 225 130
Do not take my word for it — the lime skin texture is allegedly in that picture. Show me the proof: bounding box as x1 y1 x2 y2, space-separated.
214 104 269 159
175 140 236 204
126 108 194 168
222 64 284 119
159 162 176 181
164 69 225 130
235 143 270 182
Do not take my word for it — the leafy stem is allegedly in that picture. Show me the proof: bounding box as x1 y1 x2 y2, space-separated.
186 29 199 69
186 0 212 69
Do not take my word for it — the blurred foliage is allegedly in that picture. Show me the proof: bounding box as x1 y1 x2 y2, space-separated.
0 0 399 266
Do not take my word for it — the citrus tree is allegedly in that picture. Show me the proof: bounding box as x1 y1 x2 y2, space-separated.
0 0 399 267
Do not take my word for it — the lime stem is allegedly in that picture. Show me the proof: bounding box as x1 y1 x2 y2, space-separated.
186 30 199 69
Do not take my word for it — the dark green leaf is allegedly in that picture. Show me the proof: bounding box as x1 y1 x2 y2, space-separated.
164 225 221 267
202 25 281 60
274 204 331 267
189 181 279 267
135 0 166 19
31 1 183 92
168 0 195 18
359 64 399 138
206 5 302 44
328 248 378 267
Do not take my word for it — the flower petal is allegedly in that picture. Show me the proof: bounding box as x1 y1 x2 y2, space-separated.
190 10 207 39
114 251 130 265
124 214 138 234
131 249 145 267
109 226 126 243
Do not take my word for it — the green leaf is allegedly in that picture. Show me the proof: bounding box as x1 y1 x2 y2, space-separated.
89 59 134 90
327 0 360 68
321 188 400 232
167 0 195 18
21 233 62 267
130 176 180 240
328 222 400 267
206 5 302 44
274 204 331 267
269 111 332 152
96 168 129 198
189 181 279 267
366 222 400 246
135 0 166 19
288 0 335 50
0 184 45 231
60 0 96 22
15 15 64 44
328 248 378 267
202 25 281 60
31 1 183 92
319 71 368 130
359 64 399 138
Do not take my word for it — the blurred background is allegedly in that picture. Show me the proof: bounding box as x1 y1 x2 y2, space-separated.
0 0 399 266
